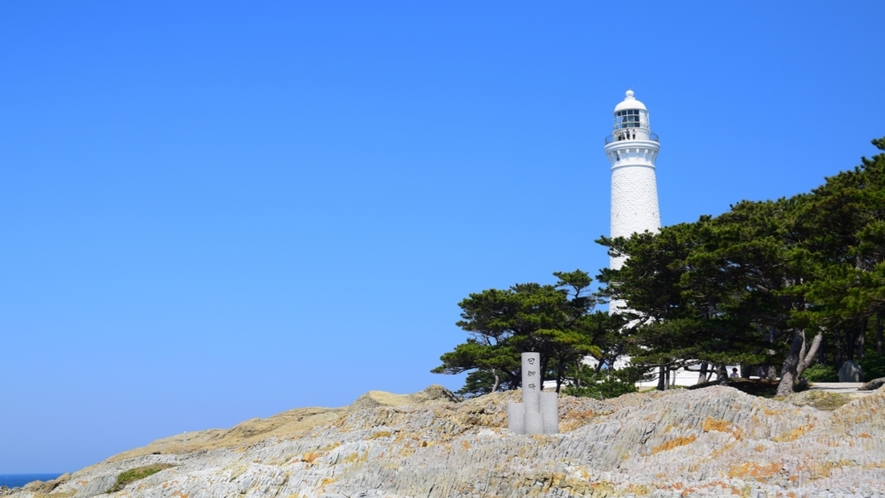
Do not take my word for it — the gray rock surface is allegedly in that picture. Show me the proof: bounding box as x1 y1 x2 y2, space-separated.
6 385 885 497
859 377 885 391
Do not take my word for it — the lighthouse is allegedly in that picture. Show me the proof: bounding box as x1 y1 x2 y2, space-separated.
603 90 661 314
604 90 661 272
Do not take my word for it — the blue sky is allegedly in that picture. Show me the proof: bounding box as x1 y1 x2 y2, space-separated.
2 1 883 473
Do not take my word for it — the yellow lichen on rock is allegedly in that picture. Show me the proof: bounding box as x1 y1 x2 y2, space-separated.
727 462 782 481
702 417 730 432
772 423 814 442
651 435 697 454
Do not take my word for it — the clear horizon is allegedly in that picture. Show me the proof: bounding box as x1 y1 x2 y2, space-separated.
2 1 884 473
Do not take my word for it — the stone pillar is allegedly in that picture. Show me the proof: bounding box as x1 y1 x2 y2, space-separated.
540 392 559 434
521 352 541 413
507 352 558 435
524 411 544 434
506 402 525 434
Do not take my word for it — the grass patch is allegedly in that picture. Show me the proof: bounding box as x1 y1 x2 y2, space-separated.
783 391 853 411
108 463 173 493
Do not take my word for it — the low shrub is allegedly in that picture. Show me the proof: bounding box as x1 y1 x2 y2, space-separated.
802 363 838 382
108 464 173 493
858 355 885 381
563 367 640 399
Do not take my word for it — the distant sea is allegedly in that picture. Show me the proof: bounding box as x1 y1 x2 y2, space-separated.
0 474 64 489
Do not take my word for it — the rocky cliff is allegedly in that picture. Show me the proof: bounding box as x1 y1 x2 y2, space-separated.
6 385 885 497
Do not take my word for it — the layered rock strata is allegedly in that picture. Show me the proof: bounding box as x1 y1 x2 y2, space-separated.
7 385 885 497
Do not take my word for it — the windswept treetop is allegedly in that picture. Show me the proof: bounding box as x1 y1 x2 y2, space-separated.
433 270 626 397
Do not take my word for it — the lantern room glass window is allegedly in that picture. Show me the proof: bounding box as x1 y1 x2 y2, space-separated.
615 109 642 129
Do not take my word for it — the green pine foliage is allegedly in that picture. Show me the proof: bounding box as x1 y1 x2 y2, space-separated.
433 270 629 396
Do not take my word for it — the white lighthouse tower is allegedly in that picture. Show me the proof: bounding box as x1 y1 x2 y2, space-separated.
603 90 661 315
604 90 661 272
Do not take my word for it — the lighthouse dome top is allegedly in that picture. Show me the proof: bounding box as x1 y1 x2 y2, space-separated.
614 90 647 112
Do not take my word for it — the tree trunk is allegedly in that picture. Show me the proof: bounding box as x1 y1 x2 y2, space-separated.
697 362 709 385
836 327 844 365
490 368 500 393
776 328 824 396
766 364 778 381
572 362 583 389
858 317 867 359
555 358 564 394
797 330 823 379
716 364 727 383
765 325 778 381
656 366 666 391
777 330 803 396
506 369 521 389
877 311 883 356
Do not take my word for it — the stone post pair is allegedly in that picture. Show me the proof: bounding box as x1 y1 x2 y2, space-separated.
507 352 559 434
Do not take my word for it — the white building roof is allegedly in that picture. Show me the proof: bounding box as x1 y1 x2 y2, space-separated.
614 90 647 112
